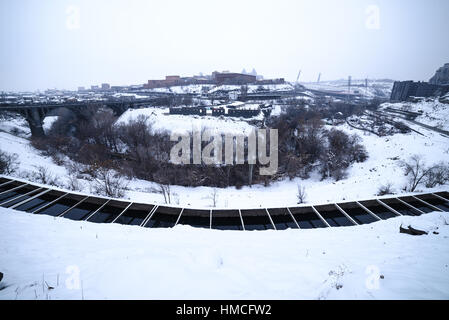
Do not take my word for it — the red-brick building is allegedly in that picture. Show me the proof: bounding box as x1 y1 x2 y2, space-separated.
144 75 182 89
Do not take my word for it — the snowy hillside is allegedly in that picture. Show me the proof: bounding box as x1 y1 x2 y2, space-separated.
0 207 448 299
116 107 260 135
0 111 448 209
303 79 394 99
146 83 295 95
208 84 295 94
381 98 449 131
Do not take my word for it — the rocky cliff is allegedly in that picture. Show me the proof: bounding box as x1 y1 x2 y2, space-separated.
429 63 449 85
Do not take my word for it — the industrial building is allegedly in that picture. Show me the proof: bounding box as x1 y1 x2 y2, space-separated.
142 71 284 89
212 72 257 85
144 75 183 89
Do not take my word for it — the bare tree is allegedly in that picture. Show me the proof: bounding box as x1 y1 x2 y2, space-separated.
93 167 127 198
0 150 19 174
297 183 307 204
400 155 435 192
157 183 172 204
207 188 219 207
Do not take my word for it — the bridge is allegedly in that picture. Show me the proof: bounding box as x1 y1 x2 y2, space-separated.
0 97 164 137
0 175 447 231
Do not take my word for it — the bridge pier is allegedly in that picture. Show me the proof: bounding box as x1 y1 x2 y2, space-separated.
22 109 47 138
109 103 130 117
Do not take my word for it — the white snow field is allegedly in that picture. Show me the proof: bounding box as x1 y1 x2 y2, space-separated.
0 207 448 300
116 106 260 135
302 79 394 99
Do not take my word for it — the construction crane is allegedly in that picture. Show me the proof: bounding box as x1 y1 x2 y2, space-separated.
317 72 321 83
296 70 302 83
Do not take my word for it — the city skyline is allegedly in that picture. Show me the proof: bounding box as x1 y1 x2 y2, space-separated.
1 0 449 91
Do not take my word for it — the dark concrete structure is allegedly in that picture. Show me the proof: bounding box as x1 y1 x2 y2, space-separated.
169 106 260 118
390 81 449 102
211 107 225 116
227 108 260 118
169 106 207 116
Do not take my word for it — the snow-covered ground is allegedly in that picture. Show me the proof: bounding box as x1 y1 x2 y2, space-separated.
0 206 448 300
302 79 394 99
150 84 210 94
116 107 260 135
381 98 449 131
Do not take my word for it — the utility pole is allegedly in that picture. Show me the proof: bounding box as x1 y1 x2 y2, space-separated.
347 76 352 102
365 78 369 101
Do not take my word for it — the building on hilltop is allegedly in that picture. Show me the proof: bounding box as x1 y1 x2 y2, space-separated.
144 75 182 89
212 72 257 85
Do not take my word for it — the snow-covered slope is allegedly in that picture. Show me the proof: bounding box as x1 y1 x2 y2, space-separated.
116 107 259 135
0 114 448 208
303 79 394 99
147 83 295 95
0 207 448 300
382 99 449 131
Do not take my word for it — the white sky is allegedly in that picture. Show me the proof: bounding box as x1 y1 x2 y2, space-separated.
1 0 448 91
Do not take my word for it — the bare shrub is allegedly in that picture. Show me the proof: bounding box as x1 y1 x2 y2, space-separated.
10 127 27 136
297 183 307 204
425 163 449 188
52 153 66 166
66 161 85 176
66 175 82 192
377 183 394 196
93 168 127 198
32 165 59 186
0 150 19 174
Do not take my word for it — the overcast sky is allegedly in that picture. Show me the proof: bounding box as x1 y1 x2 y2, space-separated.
1 0 448 91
